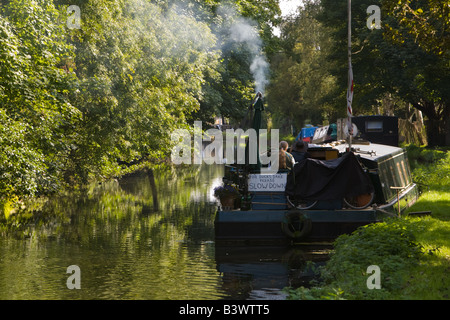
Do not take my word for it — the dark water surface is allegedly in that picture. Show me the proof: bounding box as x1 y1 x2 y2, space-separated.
0 165 328 300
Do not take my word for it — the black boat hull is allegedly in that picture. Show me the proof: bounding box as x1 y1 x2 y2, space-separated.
215 209 378 245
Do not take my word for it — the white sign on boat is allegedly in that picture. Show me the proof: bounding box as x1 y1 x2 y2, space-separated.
248 173 288 192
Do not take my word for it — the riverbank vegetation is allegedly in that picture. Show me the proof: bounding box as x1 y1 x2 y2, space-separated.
285 145 450 299
0 0 281 215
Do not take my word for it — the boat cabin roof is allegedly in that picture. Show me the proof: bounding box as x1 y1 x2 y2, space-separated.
313 141 404 163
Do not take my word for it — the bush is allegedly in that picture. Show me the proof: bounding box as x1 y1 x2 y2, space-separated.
286 218 425 300
405 144 447 170
409 147 450 192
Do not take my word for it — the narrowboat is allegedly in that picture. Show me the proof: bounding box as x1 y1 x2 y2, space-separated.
214 138 419 245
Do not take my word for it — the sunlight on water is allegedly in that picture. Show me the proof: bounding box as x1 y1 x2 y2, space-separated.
0 164 326 300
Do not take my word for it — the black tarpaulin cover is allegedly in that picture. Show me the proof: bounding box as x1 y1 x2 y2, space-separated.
285 152 374 201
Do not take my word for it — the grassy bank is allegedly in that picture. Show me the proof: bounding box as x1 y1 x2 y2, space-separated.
285 144 450 300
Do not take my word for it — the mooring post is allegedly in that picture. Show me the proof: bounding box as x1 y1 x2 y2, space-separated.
390 186 405 217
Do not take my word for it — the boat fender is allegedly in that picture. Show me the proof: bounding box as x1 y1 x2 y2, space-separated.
281 211 312 240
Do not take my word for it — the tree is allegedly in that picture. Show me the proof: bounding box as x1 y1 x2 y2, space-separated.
382 0 450 146
0 0 80 197
187 0 282 126
267 0 338 133
1 0 220 203
319 0 450 146
383 0 450 57
0 0 284 205
65 0 219 178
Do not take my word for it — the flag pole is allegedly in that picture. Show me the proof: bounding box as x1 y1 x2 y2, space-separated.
347 0 353 151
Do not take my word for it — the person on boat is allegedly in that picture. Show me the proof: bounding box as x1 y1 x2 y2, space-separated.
291 140 311 163
278 141 294 170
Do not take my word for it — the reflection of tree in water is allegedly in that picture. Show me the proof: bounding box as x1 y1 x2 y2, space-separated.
1 163 333 299
14 164 223 250
0 164 229 299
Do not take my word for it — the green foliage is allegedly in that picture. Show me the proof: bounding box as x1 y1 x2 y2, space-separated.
405 144 447 167
405 144 450 192
0 110 46 198
287 218 425 300
266 0 449 146
325 220 423 290
267 0 338 131
192 0 281 125
0 0 284 209
66 0 219 183
0 0 80 198
382 0 450 57
318 0 450 146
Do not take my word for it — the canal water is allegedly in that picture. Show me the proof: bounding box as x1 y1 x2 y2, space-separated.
0 165 328 300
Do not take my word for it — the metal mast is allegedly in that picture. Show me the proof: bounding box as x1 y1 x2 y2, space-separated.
347 0 353 151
